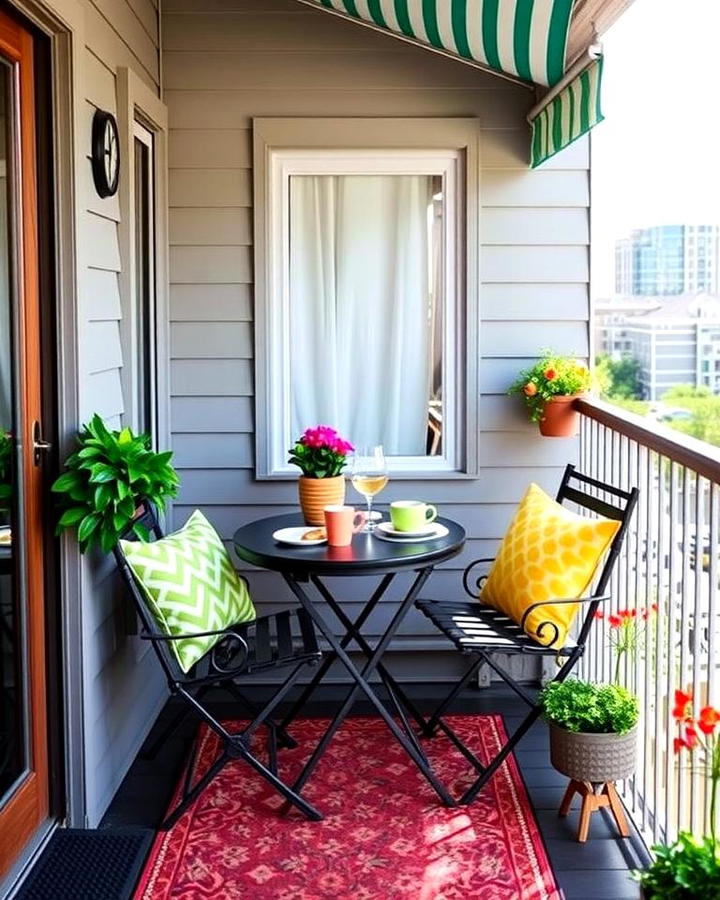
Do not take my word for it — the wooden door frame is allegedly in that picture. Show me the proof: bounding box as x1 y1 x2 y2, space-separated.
0 9 48 878
2 0 86 842
0 7 86 892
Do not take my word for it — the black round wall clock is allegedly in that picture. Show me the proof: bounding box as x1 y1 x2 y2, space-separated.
91 109 120 198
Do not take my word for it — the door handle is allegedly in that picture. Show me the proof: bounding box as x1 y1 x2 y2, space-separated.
32 420 52 466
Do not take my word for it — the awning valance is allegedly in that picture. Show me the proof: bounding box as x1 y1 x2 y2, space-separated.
530 55 603 167
300 0 575 87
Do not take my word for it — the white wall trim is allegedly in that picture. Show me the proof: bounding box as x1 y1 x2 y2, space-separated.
253 117 481 480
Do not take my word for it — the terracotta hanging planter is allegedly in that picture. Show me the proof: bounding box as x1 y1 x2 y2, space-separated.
538 395 583 437
298 475 346 525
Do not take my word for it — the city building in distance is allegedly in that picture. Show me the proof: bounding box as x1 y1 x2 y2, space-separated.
615 225 720 296
596 293 720 399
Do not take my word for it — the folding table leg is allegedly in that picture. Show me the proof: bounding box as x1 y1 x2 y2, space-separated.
311 575 430 736
283 570 456 807
279 574 395 730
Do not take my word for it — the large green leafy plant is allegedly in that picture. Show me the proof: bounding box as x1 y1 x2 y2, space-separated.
52 414 179 553
539 679 639 735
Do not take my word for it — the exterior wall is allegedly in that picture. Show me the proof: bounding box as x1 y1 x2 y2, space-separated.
37 0 167 826
162 0 589 679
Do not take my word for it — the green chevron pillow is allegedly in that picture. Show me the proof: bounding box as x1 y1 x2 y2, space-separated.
120 509 255 673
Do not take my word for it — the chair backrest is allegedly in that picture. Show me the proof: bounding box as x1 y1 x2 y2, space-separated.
555 464 639 647
113 504 190 685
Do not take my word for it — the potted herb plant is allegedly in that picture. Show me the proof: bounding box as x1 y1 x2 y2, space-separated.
540 679 639 782
52 414 179 553
288 425 354 525
634 689 720 897
509 350 592 437
539 678 639 841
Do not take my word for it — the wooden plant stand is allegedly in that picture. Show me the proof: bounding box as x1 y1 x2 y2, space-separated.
558 779 630 843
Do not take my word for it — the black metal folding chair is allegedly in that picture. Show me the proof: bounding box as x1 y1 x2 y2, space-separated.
413 464 638 805
113 505 324 827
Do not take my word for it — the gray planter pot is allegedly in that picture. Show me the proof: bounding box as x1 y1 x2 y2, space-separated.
549 722 638 782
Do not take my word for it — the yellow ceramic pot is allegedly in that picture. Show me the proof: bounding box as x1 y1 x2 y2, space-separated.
297 475 346 525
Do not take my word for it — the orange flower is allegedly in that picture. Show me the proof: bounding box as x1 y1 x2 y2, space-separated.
672 689 693 721
523 382 538 397
544 368 557 381
698 706 720 735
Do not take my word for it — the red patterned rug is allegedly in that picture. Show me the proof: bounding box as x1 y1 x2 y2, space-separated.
136 716 560 900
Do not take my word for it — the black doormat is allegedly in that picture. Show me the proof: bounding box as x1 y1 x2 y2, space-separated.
16 828 154 900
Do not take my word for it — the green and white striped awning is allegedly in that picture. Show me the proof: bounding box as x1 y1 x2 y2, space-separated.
298 1 608 167
301 0 575 86
530 55 604 167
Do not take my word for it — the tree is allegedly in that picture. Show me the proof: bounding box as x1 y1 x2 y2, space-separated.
596 355 643 400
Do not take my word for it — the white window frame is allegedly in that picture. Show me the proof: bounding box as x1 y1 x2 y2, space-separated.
117 68 170 454
131 119 157 443
253 118 480 479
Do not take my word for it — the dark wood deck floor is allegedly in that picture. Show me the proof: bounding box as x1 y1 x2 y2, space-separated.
103 683 648 899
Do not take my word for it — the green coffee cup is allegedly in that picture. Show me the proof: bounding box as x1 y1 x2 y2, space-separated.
390 500 438 532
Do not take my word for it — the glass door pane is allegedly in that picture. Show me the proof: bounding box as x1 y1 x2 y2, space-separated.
0 58 26 804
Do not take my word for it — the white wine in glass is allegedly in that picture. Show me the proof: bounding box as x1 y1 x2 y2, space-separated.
350 445 388 532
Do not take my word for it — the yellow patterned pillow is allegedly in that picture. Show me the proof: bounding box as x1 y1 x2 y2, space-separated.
481 483 620 648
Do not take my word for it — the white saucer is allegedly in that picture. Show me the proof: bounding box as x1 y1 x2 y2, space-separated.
376 521 438 539
273 527 327 547
374 523 448 543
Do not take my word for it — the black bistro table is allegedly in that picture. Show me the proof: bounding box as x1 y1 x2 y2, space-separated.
233 512 466 806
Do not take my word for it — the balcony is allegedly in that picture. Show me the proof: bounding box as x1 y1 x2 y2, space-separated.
81 400 717 899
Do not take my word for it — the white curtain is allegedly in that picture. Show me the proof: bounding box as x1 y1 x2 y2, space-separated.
289 174 432 455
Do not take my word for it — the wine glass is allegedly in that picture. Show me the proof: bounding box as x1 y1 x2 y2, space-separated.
350 445 388 533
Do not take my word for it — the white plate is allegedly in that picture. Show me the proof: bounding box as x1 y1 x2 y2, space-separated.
374 523 448 543
273 526 327 547
376 520 438 538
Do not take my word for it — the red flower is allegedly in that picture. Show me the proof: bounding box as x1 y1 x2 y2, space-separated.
608 614 622 628
673 726 698 753
523 382 538 397
544 368 557 381
672 689 693 721
593 610 604 620
698 706 720 735
651 603 658 612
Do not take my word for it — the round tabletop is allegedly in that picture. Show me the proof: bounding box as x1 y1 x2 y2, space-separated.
233 512 466 577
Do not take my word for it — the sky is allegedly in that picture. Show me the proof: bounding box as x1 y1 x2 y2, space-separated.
591 0 720 297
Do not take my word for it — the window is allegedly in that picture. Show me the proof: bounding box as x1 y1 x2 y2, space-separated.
133 119 156 442
254 119 479 478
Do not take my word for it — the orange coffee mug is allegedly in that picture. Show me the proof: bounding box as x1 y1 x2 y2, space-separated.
324 505 366 547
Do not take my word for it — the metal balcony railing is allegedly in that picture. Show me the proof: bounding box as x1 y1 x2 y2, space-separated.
575 397 720 847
